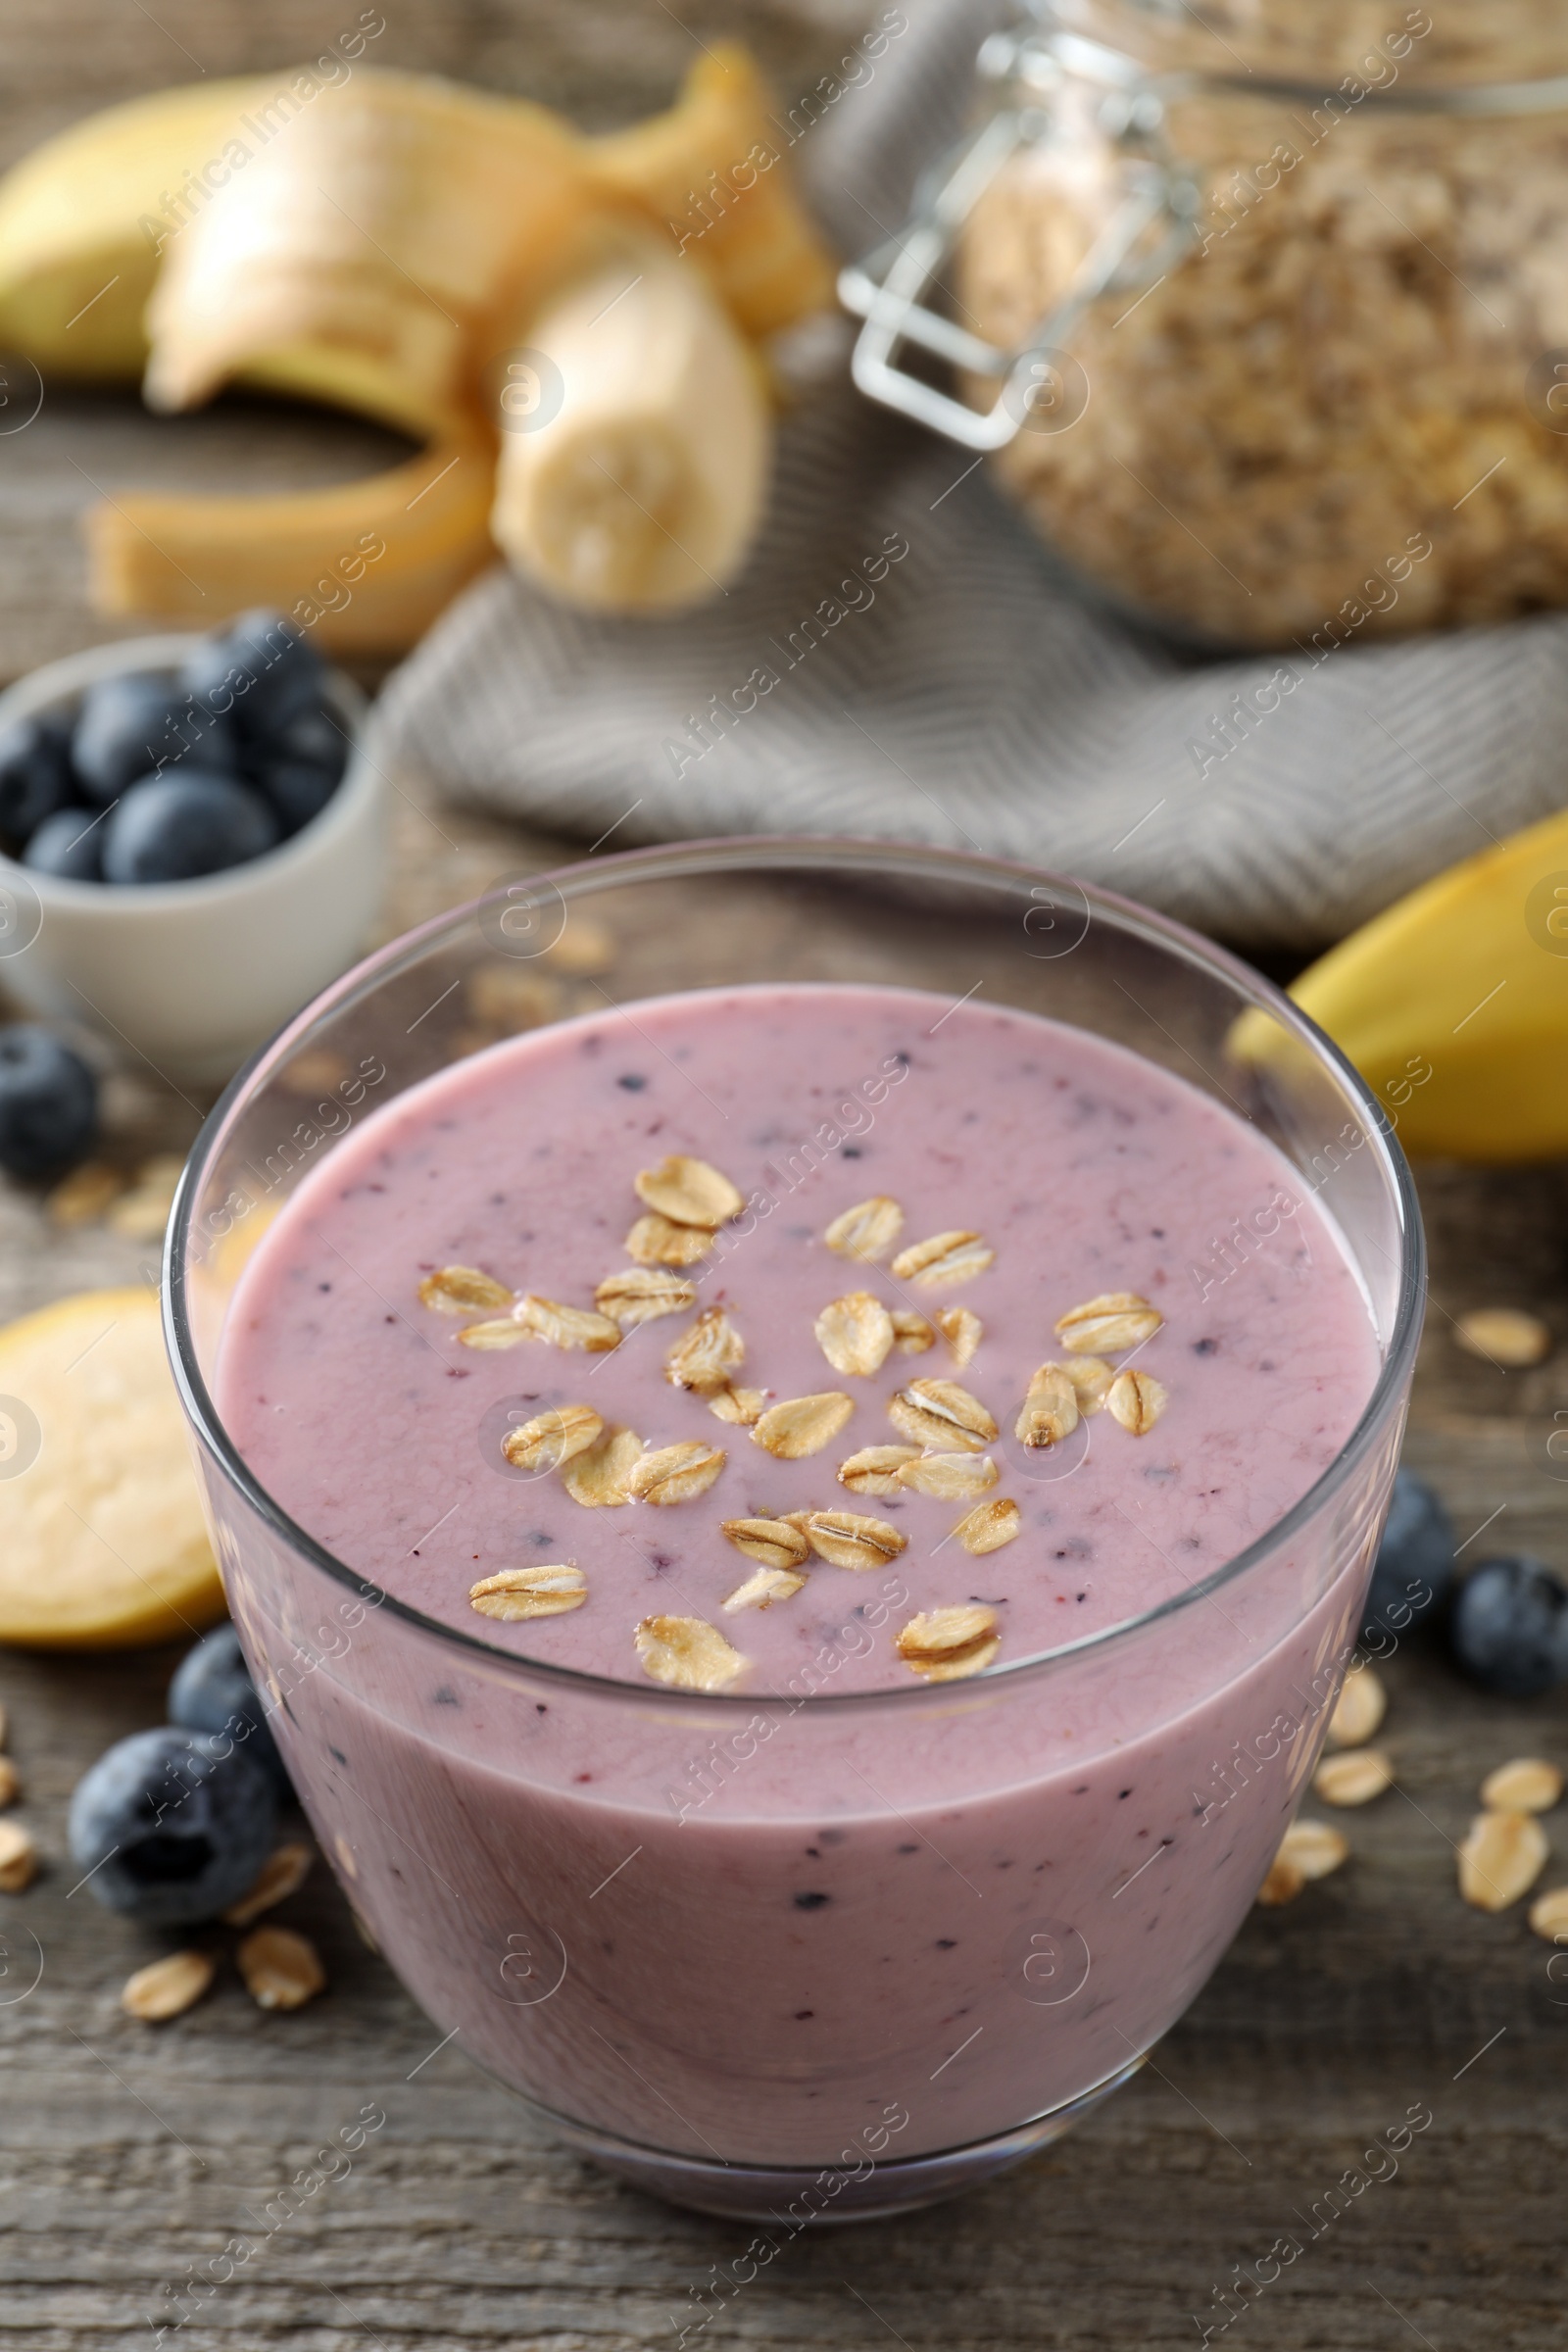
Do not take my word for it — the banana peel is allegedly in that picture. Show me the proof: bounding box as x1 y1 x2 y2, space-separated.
0 74 271 378
1279 803 1568 1162
588 47 838 340
86 424 497 652
0 50 836 643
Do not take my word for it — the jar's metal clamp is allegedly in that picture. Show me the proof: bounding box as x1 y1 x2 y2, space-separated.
837 21 1202 450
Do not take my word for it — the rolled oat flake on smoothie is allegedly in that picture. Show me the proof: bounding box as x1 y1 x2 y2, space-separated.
635 1613 747 1690
634 1155 745 1229
897 1604 1001 1681
469 1565 588 1621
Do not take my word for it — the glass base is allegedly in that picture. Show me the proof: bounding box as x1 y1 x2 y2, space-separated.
533 2057 1147 2224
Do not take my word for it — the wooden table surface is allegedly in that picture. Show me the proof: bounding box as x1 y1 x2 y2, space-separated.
3 7 1568 2349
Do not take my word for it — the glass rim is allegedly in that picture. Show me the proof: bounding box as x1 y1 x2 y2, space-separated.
164 832 1424 1713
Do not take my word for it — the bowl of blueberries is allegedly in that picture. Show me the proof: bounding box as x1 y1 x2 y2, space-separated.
0 610 386 1083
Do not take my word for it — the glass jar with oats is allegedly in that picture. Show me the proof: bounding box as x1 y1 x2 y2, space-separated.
843 0 1568 647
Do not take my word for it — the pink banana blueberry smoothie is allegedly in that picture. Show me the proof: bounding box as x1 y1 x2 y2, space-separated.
219 984 1383 2165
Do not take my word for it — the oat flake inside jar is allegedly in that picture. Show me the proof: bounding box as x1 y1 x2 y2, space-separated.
845 0 1568 647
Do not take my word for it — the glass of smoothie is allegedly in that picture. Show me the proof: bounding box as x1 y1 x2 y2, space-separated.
166 838 1422 2222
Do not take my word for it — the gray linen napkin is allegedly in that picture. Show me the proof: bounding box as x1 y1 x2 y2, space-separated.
373 0 1568 952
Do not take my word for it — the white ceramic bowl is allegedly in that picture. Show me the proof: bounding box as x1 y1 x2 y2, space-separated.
0 633 386 1085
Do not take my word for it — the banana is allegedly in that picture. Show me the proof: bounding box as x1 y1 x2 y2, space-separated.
86 425 497 652
588 47 838 340
0 75 272 379
490 234 769 612
143 70 594 440
1274 805 1568 1163
0 1288 225 1649
0 47 824 633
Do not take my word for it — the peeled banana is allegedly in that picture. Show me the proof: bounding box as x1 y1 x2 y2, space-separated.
143 72 594 442
491 233 770 612
1287 804 1568 1162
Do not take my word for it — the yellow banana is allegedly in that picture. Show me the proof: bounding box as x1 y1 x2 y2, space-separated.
490 232 770 612
86 425 497 652
143 71 593 441
1286 804 1568 1162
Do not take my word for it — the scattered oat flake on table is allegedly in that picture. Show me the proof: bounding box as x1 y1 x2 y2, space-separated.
0 1820 36 1890
633 1155 744 1229
664 1307 745 1395
896 1605 1000 1682
753 1392 856 1457
635 1614 747 1690
501 1404 604 1472
1279 1818 1348 1882
562 1427 644 1507
723 1565 808 1612
624 1212 712 1267
1454 1307 1551 1367
0 1757 20 1808
1014 1365 1078 1450
627 1441 726 1504
122 1949 215 2022
955 1496 1021 1555
418 1264 514 1314
1458 1808 1549 1912
105 1152 186 1234
1106 1368 1167 1435
791 1509 907 1570
544 914 615 975
46 1160 124 1228
469 1565 588 1620
823 1196 904 1262
1481 1757 1563 1813
888 1378 997 1451
1328 1664 1387 1747
839 1444 920 1496
1054 1292 1163 1354
1255 1856 1305 1906
721 1516 811 1571
1313 1748 1394 1806
466 965 560 1031
594 1269 696 1327
1528 1884 1568 1940
889 1230 995 1287
238 1926 327 2011
814 1292 895 1377
222 1840 315 1927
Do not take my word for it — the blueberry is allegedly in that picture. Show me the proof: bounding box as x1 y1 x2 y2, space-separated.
1361 1470 1454 1642
23 807 104 880
258 759 341 836
187 610 326 737
1449 1555 1568 1697
101 771 279 884
263 707 347 780
0 713 75 849
0 1024 98 1179
170 1623 289 1795
68 1726 276 1925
